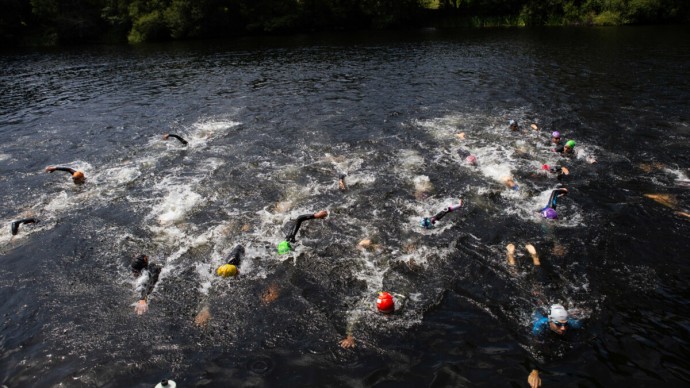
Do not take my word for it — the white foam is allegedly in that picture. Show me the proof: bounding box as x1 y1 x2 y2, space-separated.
151 183 203 225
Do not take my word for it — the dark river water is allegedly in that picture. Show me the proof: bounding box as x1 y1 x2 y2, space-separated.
1 26 689 387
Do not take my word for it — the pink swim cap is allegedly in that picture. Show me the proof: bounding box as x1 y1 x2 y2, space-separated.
466 155 477 165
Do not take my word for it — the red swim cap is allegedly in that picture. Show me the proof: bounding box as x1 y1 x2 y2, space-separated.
376 292 395 313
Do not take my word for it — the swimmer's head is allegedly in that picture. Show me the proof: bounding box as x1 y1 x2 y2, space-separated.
376 291 395 314
548 304 568 322
465 155 477 166
565 140 576 148
542 208 558 220
552 131 560 139
72 171 85 183
277 240 292 254
509 120 518 130
131 254 148 274
216 264 238 278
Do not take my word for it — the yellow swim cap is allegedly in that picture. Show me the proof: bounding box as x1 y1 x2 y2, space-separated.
216 264 238 278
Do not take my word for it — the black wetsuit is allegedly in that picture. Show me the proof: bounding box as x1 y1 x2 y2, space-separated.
131 255 161 301
10 218 39 235
286 214 318 243
225 245 244 266
544 188 568 210
166 134 188 145
51 167 78 174
548 166 568 181
137 264 161 301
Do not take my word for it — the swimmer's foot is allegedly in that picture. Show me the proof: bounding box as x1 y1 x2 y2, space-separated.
194 306 212 327
525 243 540 266
506 243 516 266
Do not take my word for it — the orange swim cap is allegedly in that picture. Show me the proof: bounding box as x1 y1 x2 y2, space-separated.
72 171 85 181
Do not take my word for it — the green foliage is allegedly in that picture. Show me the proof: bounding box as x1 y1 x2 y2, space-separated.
1 0 689 46
592 10 623 25
128 10 168 43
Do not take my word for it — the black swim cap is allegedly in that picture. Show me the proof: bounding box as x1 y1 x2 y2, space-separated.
131 254 148 272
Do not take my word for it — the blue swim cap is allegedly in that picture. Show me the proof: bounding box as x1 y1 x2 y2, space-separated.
420 218 433 229
542 208 558 219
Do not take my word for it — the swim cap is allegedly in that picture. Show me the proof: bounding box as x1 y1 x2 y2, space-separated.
420 218 433 229
72 171 85 181
376 292 395 313
155 380 177 388
509 120 517 126
565 140 576 148
216 264 238 278
548 304 568 322
552 131 560 138
466 155 477 165
277 240 292 254
542 208 558 219
131 254 147 272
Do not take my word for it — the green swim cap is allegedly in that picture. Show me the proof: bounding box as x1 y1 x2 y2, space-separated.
277 240 292 254
565 140 576 148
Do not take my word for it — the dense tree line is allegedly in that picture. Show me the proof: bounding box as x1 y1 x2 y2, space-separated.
1 0 688 46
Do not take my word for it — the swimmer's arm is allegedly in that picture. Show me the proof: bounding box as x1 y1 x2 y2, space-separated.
340 312 360 348
45 166 77 174
164 133 188 145
528 369 541 388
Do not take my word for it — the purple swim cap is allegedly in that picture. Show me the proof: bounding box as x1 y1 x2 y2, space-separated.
542 208 558 219
552 131 561 138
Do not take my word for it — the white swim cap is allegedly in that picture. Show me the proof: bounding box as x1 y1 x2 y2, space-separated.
548 304 568 322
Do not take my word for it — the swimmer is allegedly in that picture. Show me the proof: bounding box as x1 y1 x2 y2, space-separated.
541 164 570 180
10 218 39 236
45 166 85 184
555 139 575 155
465 155 477 166
339 291 407 349
539 188 568 219
506 243 540 266
357 237 382 251
278 210 328 253
216 244 244 278
338 174 347 191
550 131 562 146
502 176 519 191
421 200 463 229
163 133 188 145
509 120 519 131
456 132 466 140
528 304 583 387
130 254 161 315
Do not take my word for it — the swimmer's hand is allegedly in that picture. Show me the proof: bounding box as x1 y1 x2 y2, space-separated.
135 299 149 315
339 334 356 349
314 210 328 219
528 369 541 388
45 166 56 173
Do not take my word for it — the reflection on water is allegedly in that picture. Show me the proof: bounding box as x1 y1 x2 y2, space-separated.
1 26 689 386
